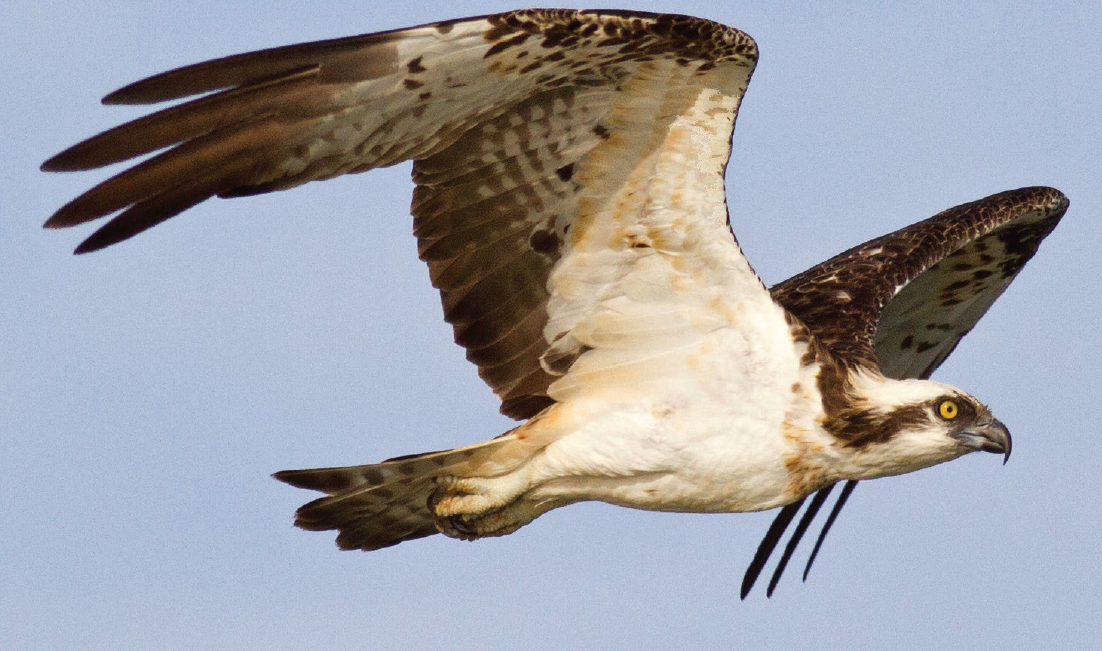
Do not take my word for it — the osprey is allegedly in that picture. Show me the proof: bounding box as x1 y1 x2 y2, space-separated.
43 10 1066 597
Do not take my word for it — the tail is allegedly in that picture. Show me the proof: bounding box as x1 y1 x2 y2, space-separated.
273 435 528 551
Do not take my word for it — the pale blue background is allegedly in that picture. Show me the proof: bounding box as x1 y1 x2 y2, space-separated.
3 2 1100 649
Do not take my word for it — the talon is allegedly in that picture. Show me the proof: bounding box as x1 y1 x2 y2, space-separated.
434 504 531 540
435 513 482 540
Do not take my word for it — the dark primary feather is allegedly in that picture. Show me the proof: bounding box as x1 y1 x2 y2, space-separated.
98 28 416 105
741 187 1068 597
741 496 804 600
41 8 757 421
802 480 858 581
766 483 835 597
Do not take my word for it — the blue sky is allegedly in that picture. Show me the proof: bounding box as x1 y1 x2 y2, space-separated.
3 1 1100 649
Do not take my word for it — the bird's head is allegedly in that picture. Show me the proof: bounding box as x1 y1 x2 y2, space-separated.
822 371 1011 480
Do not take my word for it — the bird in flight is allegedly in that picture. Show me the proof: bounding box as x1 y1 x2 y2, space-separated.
43 9 1066 597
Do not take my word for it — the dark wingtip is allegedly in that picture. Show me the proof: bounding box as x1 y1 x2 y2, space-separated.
42 215 68 230
69 223 138 255
741 499 803 599
272 469 314 489
765 485 835 597
42 150 92 173
101 72 202 105
41 157 66 173
802 480 858 582
102 85 145 105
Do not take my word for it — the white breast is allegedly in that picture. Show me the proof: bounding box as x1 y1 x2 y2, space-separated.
525 294 817 513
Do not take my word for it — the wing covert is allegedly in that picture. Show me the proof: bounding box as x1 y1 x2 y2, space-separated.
771 186 1067 373
43 10 760 419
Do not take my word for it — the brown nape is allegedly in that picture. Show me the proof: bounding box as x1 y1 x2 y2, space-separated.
804 327 928 449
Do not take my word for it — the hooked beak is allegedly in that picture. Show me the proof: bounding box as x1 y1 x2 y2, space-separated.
953 418 1012 464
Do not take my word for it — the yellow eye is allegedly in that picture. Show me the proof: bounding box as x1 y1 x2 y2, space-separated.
938 399 959 420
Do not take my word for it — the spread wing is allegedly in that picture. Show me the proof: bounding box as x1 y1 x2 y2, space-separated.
741 186 1069 598
42 10 760 420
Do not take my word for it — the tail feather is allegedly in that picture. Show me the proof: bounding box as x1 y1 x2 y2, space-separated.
273 434 528 551
297 477 440 550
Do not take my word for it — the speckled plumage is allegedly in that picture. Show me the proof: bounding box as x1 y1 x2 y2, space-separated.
43 10 1065 597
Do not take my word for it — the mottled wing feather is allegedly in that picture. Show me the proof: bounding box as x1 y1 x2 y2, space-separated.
408 14 759 416
410 84 599 415
43 9 759 420
744 186 1068 597
772 186 1067 373
872 191 1066 379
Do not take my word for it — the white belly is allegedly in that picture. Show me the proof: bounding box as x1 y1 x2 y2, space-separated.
526 398 799 512
524 304 822 514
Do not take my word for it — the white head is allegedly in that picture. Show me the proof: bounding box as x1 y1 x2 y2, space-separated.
822 370 1011 480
